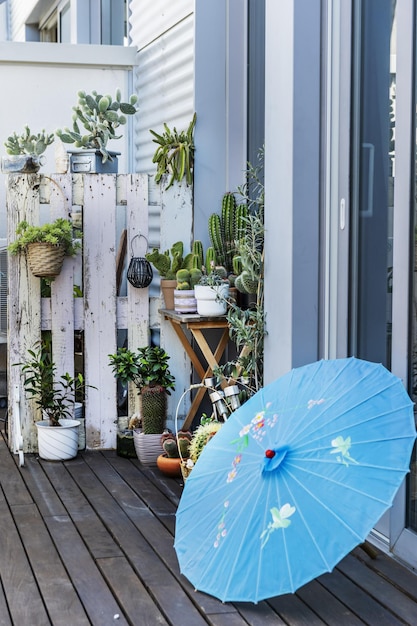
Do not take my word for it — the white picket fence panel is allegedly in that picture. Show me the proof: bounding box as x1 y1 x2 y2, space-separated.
6 173 151 453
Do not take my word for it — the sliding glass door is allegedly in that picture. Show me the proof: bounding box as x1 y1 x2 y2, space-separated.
349 0 417 558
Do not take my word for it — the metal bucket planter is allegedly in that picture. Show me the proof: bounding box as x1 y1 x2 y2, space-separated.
133 431 163 466
195 284 229 316
36 419 80 461
67 149 120 174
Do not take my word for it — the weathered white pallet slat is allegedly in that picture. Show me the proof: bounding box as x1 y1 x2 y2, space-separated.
7 173 151 453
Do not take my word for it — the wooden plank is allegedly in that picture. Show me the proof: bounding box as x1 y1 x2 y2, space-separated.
13 452 68 517
267 593 327 625
98 556 169 626
0 436 33 506
126 174 151 417
234 601 287 625
82 452 240 620
352 545 417 602
116 228 127 296
319 567 405 626
64 452 220 625
0 583 12 626
12 503 90 626
39 456 123 560
48 174 75 381
83 174 118 449
296 579 365 625
337 553 417 625
7 174 42 452
46 513 129 626
0 488 49 625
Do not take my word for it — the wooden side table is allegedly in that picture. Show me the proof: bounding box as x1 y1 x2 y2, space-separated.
160 309 230 429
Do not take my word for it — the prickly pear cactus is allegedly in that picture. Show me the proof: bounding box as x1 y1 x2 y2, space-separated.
56 88 138 163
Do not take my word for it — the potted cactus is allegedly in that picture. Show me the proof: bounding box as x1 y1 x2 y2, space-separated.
108 345 175 465
146 240 203 310
2 126 54 173
194 262 230 317
56 88 138 173
156 430 192 477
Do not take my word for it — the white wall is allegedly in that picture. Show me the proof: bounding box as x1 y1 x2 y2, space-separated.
130 0 194 174
0 41 137 238
264 0 322 381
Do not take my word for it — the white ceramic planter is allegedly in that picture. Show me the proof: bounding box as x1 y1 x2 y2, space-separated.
195 284 229 316
174 289 197 313
36 419 80 461
133 431 164 466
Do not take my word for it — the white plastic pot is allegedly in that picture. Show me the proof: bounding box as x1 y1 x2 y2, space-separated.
36 419 80 461
195 284 229 316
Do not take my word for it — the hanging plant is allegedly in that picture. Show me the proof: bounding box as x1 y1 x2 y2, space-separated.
150 113 196 190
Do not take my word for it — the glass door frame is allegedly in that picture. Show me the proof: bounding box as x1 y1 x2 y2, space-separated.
388 0 416 565
327 0 416 561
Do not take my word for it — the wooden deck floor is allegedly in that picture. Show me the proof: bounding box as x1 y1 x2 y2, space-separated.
0 430 417 626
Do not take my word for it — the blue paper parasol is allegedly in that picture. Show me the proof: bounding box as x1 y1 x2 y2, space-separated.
174 357 416 603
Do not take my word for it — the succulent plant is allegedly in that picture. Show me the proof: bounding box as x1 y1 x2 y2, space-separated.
150 113 196 189
176 269 191 290
4 126 54 156
8 218 81 257
56 89 138 163
146 241 198 280
160 430 192 458
176 267 202 290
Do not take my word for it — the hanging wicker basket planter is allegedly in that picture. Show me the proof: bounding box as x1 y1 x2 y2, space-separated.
26 242 66 278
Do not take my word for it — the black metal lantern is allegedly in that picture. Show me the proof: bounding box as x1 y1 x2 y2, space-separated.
126 234 153 288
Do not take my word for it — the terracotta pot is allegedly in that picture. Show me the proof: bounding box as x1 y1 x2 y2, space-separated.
156 453 186 477
161 279 177 310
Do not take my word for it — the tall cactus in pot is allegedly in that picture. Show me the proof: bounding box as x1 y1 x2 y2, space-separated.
208 192 248 275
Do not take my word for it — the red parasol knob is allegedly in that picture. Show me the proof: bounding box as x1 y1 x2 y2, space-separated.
265 449 276 459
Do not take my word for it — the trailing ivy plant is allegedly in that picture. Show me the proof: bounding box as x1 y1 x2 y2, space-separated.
150 113 196 190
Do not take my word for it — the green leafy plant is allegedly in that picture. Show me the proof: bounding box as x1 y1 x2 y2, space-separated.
56 89 138 163
215 148 266 394
4 126 54 156
150 113 196 189
8 218 81 256
108 346 176 434
19 342 93 427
